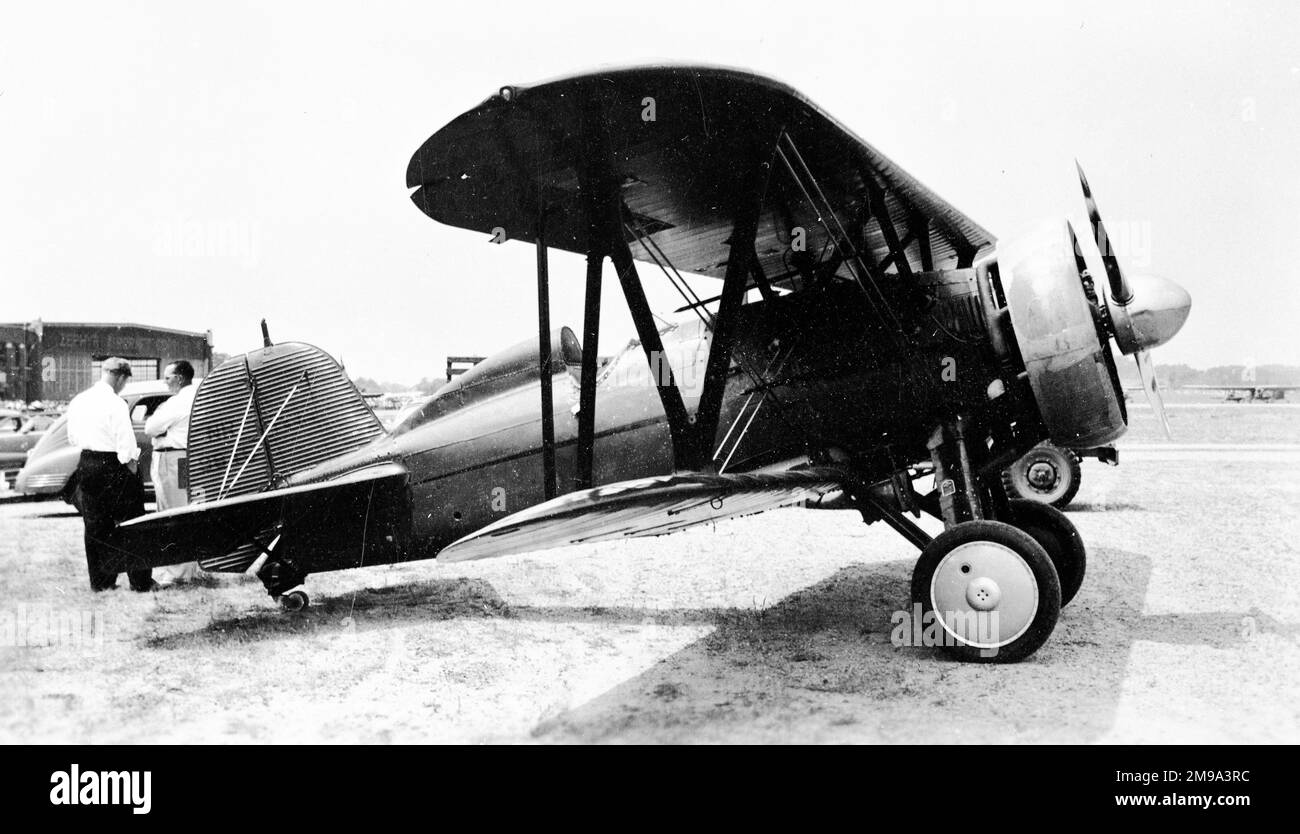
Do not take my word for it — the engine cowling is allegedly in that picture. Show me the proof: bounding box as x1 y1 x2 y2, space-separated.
995 218 1126 448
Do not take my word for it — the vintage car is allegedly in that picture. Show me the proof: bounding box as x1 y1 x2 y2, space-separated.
0 409 59 490
14 381 177 504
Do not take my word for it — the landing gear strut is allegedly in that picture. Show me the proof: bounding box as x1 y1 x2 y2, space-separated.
871 418 1081 662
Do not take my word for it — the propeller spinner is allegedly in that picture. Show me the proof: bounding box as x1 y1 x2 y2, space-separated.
1076 163 1191 438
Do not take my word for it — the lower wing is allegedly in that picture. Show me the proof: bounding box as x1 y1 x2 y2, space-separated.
438 467 845 563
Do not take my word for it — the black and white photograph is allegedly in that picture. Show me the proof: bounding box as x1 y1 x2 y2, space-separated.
1 0 1295 769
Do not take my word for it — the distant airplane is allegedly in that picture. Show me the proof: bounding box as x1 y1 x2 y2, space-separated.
1183 384 1297 402
1184 361 1296 402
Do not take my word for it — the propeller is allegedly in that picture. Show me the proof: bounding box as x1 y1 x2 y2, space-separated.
1076 162 1191 440
1077 162 1132 306
1135 349 1172 438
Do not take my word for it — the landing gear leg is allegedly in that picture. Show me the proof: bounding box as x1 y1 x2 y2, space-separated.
907 418 1063 662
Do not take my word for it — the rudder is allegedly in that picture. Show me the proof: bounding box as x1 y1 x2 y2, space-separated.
187 342 384 504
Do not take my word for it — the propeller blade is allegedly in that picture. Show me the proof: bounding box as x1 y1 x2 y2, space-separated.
1076 161 1133 305
1135 350 1172 440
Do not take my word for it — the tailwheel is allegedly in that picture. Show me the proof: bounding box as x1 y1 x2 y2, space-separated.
278 587 310 612
1002 442 1081 509
1005 499 1086 606
911 521 1061 663
256 554 310 610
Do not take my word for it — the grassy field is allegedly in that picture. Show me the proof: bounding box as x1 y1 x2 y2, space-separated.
1 404 1297 743
1121 401 1300 445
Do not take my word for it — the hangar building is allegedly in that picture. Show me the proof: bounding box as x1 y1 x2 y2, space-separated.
0 321 213 403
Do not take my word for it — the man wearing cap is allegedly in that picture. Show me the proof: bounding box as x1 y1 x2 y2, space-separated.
65 357 154 592
145 359 201 583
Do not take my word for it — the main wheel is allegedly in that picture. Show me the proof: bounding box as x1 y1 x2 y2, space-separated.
911 520 1062 663
1005 499 1087 606
1002 443 1081 509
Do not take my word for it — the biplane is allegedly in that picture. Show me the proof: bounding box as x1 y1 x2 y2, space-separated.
1184 384 1296 402
1176 362 1295 403
114 66 1191 662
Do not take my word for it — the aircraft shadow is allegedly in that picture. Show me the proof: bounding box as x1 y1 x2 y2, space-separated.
145 577 520 647
521 546 1278 743
14 504 80 519
145 547 1278 743
148 566 909 647
1067 501 1148 513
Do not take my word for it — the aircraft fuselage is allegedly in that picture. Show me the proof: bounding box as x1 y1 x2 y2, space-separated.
285 276 1012 569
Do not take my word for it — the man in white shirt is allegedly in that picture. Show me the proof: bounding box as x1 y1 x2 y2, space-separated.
144 359 201 583
65 357 154 592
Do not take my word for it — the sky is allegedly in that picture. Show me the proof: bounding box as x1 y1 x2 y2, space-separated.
2 0 1297 384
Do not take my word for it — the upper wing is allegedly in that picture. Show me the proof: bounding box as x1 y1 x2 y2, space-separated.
437 467 844 563
407 65 994 287
108 462 408 574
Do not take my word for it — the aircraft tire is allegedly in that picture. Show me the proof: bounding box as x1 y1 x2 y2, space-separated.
279 590 310 612
1002 443 1081 509
911 520 1061 663
1004 499 1086 606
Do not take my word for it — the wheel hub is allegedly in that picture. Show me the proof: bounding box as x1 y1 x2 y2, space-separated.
930 541 1039 648
965 576 1001 610
1026 460 1058 490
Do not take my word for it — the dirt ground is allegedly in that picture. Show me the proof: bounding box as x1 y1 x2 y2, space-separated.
1 404 1297 744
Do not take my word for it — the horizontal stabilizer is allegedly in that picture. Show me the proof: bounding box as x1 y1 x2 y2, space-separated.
438 468 844 563
108 463 408 573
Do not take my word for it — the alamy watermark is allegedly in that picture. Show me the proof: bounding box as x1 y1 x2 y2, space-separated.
0 606 107 648
50 765 151 814
150 218 259 268
890 603 1000 658
1078 218 1153 269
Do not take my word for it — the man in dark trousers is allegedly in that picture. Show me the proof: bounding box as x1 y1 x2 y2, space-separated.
65 357 154 592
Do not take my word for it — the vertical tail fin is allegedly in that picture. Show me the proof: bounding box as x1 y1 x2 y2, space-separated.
187 342 384 503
